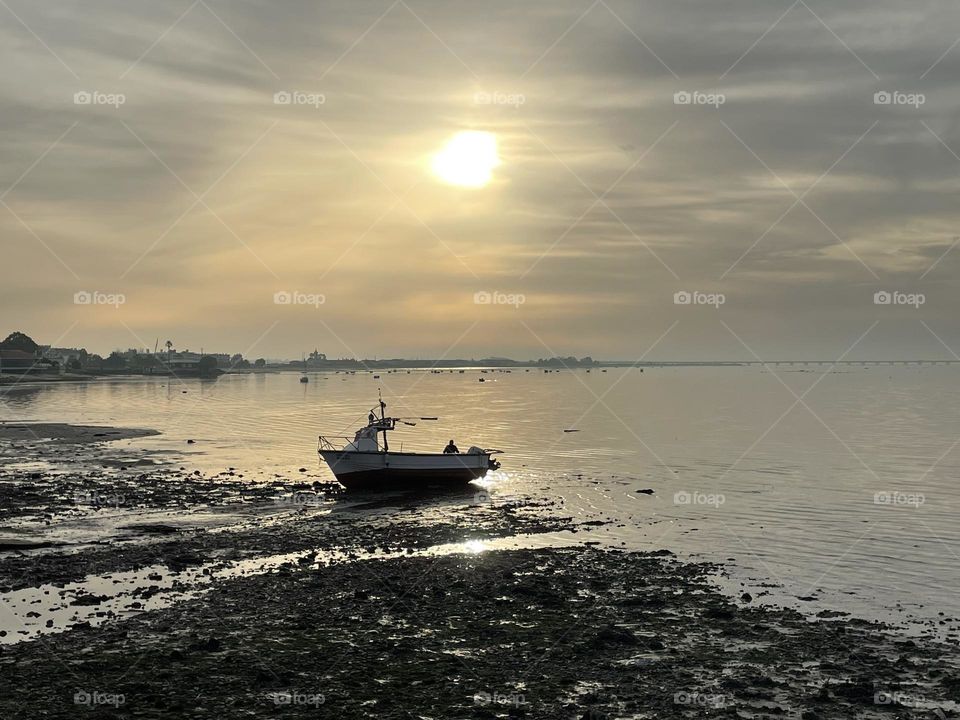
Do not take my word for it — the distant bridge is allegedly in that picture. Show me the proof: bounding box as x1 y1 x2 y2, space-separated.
603 360 960 367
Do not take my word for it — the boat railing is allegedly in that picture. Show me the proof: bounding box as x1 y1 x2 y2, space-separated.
317 435 352 452
318 434 387 452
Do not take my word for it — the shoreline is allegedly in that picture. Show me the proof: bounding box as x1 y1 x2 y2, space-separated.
2 546 957 718
0 422 160 443
1 423 958 717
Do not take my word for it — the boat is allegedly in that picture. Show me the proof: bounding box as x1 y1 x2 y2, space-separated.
318 395 501 491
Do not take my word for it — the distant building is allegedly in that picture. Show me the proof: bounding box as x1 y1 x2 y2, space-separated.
0 349 58 374
43 347 86 370
166 357 200 371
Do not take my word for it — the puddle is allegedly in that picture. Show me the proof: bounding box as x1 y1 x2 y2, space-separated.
5 523 956 647
0 532 580 644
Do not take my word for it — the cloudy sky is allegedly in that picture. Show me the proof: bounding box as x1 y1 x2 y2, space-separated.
2 0 960 360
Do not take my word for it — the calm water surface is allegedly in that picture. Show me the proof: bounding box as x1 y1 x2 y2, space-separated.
3 366 959 625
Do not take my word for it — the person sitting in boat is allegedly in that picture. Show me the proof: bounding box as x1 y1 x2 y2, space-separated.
443 439 460 454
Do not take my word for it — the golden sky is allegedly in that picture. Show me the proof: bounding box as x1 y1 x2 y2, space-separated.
2 1 959 360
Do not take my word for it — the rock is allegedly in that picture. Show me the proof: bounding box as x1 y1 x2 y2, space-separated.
594 624 639 646
71 593 108 606
741 592 753 603
704 605 735 620
190 636 222 653
580 710 610 720
126 524 179 535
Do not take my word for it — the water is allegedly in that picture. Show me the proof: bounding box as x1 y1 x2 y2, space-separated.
3 366 959 627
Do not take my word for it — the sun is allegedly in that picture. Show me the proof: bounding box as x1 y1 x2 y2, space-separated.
431 131 500 188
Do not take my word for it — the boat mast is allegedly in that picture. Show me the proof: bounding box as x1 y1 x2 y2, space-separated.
378 389 389 452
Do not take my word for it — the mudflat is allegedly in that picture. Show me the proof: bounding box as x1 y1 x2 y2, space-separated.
0 422 159 443
0 423 958 718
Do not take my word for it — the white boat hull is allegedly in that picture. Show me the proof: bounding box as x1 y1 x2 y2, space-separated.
319 450 494 490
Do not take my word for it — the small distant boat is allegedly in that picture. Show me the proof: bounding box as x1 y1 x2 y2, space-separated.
318 395 501 491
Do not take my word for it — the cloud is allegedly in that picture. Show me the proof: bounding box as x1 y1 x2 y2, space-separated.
2 0 960 358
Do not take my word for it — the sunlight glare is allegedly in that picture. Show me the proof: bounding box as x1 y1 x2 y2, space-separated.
431 131 500 188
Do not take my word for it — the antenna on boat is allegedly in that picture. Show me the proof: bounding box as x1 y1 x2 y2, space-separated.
377 388 389 452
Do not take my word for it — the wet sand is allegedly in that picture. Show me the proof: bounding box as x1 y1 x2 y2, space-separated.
0 424 958 718
0 422 159 443
2 548 958 718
